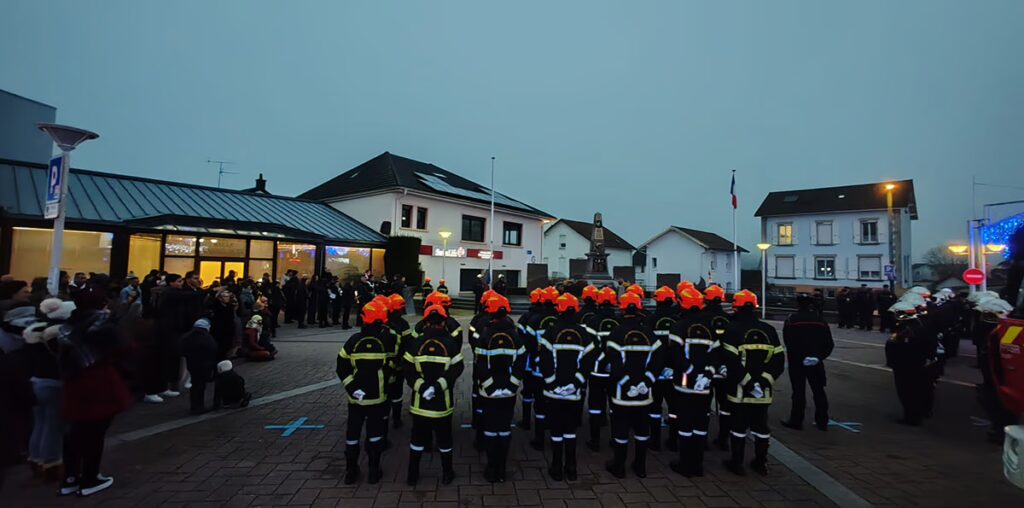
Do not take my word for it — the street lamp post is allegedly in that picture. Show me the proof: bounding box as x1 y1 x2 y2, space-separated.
36 123 99 296
757 243 771 319
885 183 897 288
439 230 452 281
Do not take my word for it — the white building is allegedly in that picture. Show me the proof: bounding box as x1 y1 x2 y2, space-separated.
300 152 554 292
636 226 747 291
542 218 635 279
754 180 917 294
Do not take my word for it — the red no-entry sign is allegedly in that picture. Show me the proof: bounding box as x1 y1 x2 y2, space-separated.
963 268 985 285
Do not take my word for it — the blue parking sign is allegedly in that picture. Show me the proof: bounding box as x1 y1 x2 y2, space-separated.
884 264 895 279
44 155 63 219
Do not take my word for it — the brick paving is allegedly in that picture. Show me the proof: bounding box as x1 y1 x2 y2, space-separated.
6 314 1024 506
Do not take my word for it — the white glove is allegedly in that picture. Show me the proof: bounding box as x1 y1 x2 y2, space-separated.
492 388 513 397
936 343 946 355
718 365 727 378
693 374 711 391
637 382 649 395
661 368 674 380
561 384 577 396
352 389 365 401
751 382 765 399
422 386 436 400
627 385 640 397
802 357 820 367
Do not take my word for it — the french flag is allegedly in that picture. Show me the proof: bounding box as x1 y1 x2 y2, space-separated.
730 171 737 209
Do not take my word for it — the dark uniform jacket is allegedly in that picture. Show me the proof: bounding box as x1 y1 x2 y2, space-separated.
337 323 397 405
539 313 597 401
403 322 464 418
885 318 936 370
606 314 663 407
666 309 720 395
782 309 834 363
583 306 620 381
474 315 527 399
526 304 559 380
720 312 785 405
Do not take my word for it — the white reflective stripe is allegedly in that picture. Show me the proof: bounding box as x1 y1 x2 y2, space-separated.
544 375 557 384
648 414 661 419
685 338 715 346
536 414 546 419
346 440 360 445
551 436 564 442
730 431 747 438
439 448 452 453
575 372 586 384
693 430 708 436
669 334 684 346
583 325 598 335
538 338 553 350
410 444 425 451
597 331 611 337
564 433 576 439
590 372 610 378
498 431 511 437
653 330 670 336
719 410 731 416
614 438 629 444
553 344 586 351
679 431 693 437
484 431 497 437
751 432 771 439
368 436 383 442
634 435 650 441
588 409 602 414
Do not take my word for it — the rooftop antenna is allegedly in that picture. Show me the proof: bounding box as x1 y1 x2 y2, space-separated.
207 159 238 188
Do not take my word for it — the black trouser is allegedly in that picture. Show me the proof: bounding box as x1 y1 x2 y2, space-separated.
268 307 280 336
481 397 516 434
587 375 609 426
189 376 208 412
674 391 712 439
342 305 352 327
347 403 388 445
411 414 453 452
878 311 895 333
650 379 671 447
64 418 113 482
546 398 582 439
331 301 342 325
307 299 318 324
524 375 546 429
893 366 930 423
858 310 873 330
387 377 404 422
729 403 771 466
160 332 183 387
611 405 651 444
787 361 829 427
712 378 732 443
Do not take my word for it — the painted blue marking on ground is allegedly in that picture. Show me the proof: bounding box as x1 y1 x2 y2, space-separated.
827 420 863 433
264 416 325 437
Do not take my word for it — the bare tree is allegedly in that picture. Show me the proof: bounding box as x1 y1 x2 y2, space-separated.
921 246 968 281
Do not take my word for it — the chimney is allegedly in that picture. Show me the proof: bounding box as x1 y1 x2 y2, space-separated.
255 173 267 193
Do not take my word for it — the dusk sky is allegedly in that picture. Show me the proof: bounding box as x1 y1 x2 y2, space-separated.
2 1 1022 261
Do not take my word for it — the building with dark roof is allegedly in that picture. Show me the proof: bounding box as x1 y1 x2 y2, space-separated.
636 226 746 291
542 217 636 279
754 180 917 291
302 152 555 292
0 159 386 283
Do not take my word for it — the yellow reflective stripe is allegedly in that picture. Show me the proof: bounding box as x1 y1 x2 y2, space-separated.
413 378 424 392
510 376 521 386
773 345 786 354
417 355 453 364
437 378 449 391
762 372 775 384
739 344 775 352
451 353 464 364
721 343 739 354
481 377 494 389
741 373 752 386
1001 326 1022 345
410 407 454 418
341 375 354 387
403 352 414 363
349 352 388 361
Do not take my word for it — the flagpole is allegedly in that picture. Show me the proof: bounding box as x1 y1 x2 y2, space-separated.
489 156 495 285
732 170 739 293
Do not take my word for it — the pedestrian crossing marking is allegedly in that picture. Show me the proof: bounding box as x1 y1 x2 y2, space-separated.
827 420 862 433
265 416 325 437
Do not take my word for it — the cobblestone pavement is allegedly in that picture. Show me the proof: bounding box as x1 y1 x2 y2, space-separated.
4 312 1023 506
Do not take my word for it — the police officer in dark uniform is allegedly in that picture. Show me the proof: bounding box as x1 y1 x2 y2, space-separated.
721 290 785 476
336 301 396 484
539 293 596 481
876 285 897 333
582 286 621 451
525 287 560 450
403 304 464 485
780 294 834 431
667 287 718 477
474 293 526 483
605 291 663 479
645 286 679 451
703 285 734 451
885 299 938 426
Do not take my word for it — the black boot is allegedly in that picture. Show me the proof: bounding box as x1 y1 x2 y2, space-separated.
750 438 770 476
632 439 647 478
715 414 732 451
530 422 545 451
344 444 361 485
548 439 564 481
691 435 706 477
564 438 578 481
441 450 455 485
484 438 499 483
722 435 746 476
605 442 627 479
665 418 678 451
648 417 662 452
669 434 689 476
587 416 602 452
406 450 422 486
367 441 383 484
518 401 532 430
497 437 511 482
392 402 403 429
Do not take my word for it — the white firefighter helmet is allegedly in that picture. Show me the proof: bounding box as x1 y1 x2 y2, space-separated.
968 290 1000 305
898 292 926 308
908 286 932 299
934 288 955 304
976 297 1013 317
889 300 919 319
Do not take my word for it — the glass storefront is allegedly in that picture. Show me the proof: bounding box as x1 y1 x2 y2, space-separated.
325 246 370 282
163 257 195 277
9 227 113 282
372 248 386 277
128 233 162 277
277 242 316 281
198 237 246 257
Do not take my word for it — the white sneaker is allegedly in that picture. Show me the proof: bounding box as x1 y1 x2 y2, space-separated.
159 390 181 398
77 475 113 497
143 394 164 404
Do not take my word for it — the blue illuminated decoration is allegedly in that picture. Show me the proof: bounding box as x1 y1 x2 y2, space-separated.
980 212 1024 259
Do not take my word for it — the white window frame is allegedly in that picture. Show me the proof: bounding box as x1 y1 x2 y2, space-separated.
858 255 883 281
777 223 793 246
815 221 834 245
775 255 795 279
860 220 879 244
815 256 836 280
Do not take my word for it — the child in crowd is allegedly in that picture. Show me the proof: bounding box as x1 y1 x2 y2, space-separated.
214 360 251 409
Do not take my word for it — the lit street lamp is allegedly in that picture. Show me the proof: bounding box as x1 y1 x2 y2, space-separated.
947 245 969 255
439 230 452 280
37 123 99 296
885 183 897 287
757 243 771 319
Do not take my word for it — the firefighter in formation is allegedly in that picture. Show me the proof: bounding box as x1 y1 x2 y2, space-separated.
338 284 789 484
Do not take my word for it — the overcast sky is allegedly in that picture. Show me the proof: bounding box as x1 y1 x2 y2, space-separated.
2 1 1022 262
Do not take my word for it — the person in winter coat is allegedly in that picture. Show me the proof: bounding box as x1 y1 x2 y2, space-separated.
24 298 76 481
885 301 939 426
329 277 343 326
265 280 284 338
213 360 251 409
282 271 299 324
209 290 238 361
306 275 322 326
180 319 218 415
340 281 356 329
293 277 309 329
153 274 203 398
474 293 526 483
780 294 835 431
539 293 596 482
58 284 133 497
720 290 785 477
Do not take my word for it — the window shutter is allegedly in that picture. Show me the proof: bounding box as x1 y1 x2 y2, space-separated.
853 221 861 243
772 226 779 245
794 256 803 278
835 256 846 279
791 222 798 245
832 226 840 245
810 223 817 244
767 255 776 277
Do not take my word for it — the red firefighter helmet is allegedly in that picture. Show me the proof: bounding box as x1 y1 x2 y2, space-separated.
654 286 676 303
678 288 705 310
480 289 498 304
705 285 726 302
438 292 453 307
484 294 511 314
424 277 432 284
676 280 695 295
555 293 581 314
361 300 389 324
597 287 618 306
388 293 405 312
539 286 559 304
626 284 645 299
372 295 390 308
423 303 448 319
619 291 643 312
732 289 759 308
529 288 543 304
439 279 446 286
424 291 447 308
581 285 600 303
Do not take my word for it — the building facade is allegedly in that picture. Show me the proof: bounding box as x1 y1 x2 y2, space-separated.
636 226 746 291
0 89 57 164
301 152 554 292
0 160 386 284
755 180 917 294
542 218 634 278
